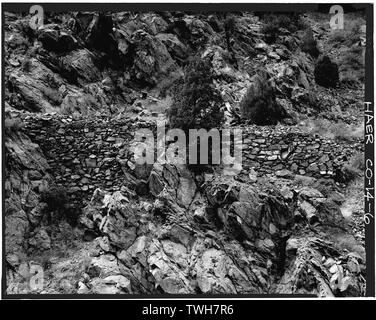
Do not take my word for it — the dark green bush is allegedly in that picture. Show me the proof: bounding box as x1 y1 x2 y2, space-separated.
328 18 364 47
40 186 69 212
40 186 79 225
307 91 324 111
224 15 237 66
261 13 306 44
239 72 286 125
336 164 360 184
314 55 339 88
300 29 320 58
338 46 364 86
335 152 364 184
21 57 32 72
349 152 364 171
208 15 223 32
167 55 225 131
262 14 291 44
305 118 363 142
5 117 25 135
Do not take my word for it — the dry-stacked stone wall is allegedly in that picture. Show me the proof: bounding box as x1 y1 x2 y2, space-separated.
11 112 363 199
21 113 154 199
241 126 363 178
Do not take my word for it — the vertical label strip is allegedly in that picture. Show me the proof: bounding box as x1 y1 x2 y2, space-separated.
365 4 375 297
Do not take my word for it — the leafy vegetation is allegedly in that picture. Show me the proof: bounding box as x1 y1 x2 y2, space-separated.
300 29 320 58
5 117 25 135
328 18 364 48
301 118 363 143
336 152 364 184
314 55 339 88
261 13 307 44
224 15 237 67
167 55 225 131
239 72 286 125
338 46 364 86
40 186 79 225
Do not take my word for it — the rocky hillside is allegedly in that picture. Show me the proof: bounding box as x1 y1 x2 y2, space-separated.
4 10 366 296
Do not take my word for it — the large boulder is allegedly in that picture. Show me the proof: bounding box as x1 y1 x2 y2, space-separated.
60 49 101 85
156 33 189 61
80 189 141 250
276 237 364 296
38 24 77 53
7 58 66 112
169 17 215 48
148 163 197 208
130 30 180 86
4 127 51 261
74 12 117 54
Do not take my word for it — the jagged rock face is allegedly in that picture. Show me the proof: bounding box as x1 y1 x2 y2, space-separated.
4 10 365 296
61 49 102 85
71 171 364 296
4 109 365 296
4 11 363 123
156 33 190 62
38 24 78 53
75 13 117 54
5 111 362 203
4 12 183 112
4 129 51 262
276 237 364 296
129 30 181 86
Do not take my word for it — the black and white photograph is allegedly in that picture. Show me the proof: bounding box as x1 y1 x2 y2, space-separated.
1 1 374 301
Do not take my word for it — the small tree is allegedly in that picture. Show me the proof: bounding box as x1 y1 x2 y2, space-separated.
40 186 79 225
224 15 238 68
5 117 25 135
300 29 320 58
262 13 307 44
314 55 339 88
167 55 225 131
240 72 286 125
40 186 68 212
262 14 293 44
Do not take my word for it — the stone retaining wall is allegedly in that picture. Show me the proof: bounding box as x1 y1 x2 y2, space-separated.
21 113 153 199
240 126 363 178
13 113 363 198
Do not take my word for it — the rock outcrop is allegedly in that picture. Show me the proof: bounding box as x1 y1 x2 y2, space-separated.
4 123 51 263
5 111 363 202
3 10 366 296
72 173 365 296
